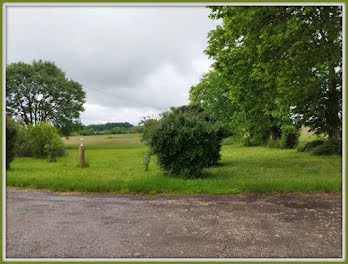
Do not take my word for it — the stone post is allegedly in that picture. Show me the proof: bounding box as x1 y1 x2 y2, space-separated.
79 138 85 167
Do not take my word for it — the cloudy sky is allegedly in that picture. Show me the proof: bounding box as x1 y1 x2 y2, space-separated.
7 6 219 125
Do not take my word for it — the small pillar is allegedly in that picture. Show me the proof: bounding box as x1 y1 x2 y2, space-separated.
79 138 85 167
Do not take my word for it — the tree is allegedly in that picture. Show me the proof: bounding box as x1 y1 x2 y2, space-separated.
6 116 18 170
204 6 342 140
111 127 128 134
189 70 239 135
85 122 134 131
6 60 86 137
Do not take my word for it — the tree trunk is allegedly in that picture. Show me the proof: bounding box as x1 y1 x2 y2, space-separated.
270 126 281 140
326 54 341 140
329 128 341 140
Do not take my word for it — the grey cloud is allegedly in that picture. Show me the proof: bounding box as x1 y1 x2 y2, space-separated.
7 6 218 125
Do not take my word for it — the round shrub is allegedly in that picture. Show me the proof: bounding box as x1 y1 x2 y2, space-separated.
6 116 18 170
149 105 225 178
27 122 65 160
280 125 300 149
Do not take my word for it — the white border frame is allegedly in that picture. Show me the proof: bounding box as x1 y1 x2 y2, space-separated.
2 2 346 262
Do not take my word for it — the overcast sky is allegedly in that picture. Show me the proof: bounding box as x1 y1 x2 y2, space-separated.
7 6 219 125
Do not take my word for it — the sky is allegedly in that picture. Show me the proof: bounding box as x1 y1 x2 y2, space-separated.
7 6 219 126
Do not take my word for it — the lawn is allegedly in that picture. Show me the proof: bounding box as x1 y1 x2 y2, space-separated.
6 133 342 194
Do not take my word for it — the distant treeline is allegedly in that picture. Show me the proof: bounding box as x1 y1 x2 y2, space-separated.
77 122 144 136
85 122 134 131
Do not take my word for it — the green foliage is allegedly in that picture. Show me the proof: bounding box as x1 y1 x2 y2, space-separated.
221 136 240 145
79 125 133 136
298 140 325 152
16 125 32 157
267 139 281 149
200 6 342 142
103 130 112 135
27 122 65 159
149 105 225 178
280 125 300 149
312 139 342 156
140 118 159 144
6 116 18 170
80 128 96 136
111 127 128 134
130 126 145 134
190 71 237 135
243 131 270 147
45 136 65 162
85 122 133 131
6 60 86 137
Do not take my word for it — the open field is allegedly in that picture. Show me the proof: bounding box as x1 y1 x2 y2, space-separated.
7 133 342 194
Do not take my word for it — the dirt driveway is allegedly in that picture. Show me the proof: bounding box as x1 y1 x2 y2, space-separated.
6 188 342 259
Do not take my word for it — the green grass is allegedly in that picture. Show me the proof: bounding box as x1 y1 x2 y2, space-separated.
7 133 342 194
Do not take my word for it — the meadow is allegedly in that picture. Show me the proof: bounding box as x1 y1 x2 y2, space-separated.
6 133 342 194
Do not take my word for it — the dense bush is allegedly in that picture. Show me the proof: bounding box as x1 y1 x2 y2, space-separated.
27 123 65 160
280 125 300 149
16 125 32 157
149 105 225 178
312 139 341 156
6 116 18 170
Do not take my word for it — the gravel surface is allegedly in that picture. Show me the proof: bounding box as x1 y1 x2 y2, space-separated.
6 188 342 259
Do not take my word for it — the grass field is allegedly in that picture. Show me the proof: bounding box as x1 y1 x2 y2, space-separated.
6 133 342 194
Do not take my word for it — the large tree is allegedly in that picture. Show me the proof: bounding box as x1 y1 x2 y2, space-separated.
189 70 239 135
6 60 86 136
196 6 342 141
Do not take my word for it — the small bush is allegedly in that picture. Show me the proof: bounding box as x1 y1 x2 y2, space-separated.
280 125 300 149
45 136 65 162
312 139 341 156
6 116 18 170
149 105 225 178
27 123 65 159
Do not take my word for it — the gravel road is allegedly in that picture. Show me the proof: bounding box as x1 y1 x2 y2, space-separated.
6 188 342 259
